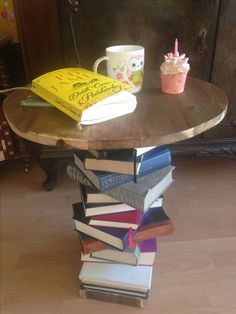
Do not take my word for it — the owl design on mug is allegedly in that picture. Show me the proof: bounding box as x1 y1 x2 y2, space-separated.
126 55 144 89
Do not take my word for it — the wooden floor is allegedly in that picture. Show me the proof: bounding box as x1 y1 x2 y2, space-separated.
1 156 236 314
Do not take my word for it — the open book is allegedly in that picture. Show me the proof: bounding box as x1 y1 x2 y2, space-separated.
31 67 137 124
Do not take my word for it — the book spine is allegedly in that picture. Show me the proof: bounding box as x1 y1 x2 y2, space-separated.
32 82 82 122
99 173 133 192
133 220 175 242
67 164 98 190
78 234 108 254
79 288 146 308
138 150 171 178
106 188 145 211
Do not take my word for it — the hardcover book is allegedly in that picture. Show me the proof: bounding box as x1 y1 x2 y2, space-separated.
79 262 153 293
105 166 175 211
83 202 136 217
84 146 171 177
133 206 175 241
82 187 163 217
73 202 136 250
78 232 109 255
88 209 142 229
82 243 141 266
79 285 147 308
85 188 120 204
71 152 172 192
87 238 157 266
72 154 134 192
31 67 136 124
138 238 157 265
81 284 148 299
88 146 156 159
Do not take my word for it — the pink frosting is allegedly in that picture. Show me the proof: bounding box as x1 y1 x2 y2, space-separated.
160 52 190 75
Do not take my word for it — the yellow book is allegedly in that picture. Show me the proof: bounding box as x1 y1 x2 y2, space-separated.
31 67 136 124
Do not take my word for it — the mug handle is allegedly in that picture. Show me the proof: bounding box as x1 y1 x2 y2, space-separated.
93 56 109 73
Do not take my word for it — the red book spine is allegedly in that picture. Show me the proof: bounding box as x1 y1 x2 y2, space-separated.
90 209 142 225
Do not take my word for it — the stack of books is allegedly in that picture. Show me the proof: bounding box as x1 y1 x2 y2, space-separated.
67 146 175 308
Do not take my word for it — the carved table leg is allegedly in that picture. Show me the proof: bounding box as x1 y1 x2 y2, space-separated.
38 158 58 191
30 143 58 191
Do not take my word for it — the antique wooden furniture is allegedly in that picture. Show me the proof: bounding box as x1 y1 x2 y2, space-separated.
3 71 228 189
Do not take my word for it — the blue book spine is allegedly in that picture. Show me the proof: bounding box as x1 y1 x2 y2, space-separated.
138 148 171 179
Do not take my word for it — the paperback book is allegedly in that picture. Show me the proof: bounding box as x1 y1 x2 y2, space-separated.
31 67 136 124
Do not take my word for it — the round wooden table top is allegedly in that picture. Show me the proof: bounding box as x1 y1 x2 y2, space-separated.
3 71 228 150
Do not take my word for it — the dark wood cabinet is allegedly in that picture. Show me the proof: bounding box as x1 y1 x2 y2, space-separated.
204 0 236 140
13 0 236 155
58 0 219 81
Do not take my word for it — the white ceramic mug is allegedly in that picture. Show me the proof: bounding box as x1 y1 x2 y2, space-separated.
93 45 145 93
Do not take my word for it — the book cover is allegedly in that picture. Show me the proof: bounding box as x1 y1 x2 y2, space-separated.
89 209 142 229
84 146 171 177
79 262 153 293
105 166 174 211
73 202 136 250
79 285 148 308
31 67 136 123
133 206 175 241
72 154 134 192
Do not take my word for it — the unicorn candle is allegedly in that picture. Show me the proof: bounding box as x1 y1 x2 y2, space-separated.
160 39 190 94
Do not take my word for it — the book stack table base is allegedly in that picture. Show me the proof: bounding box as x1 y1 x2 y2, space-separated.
3 71 228 307
69 147 175 307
